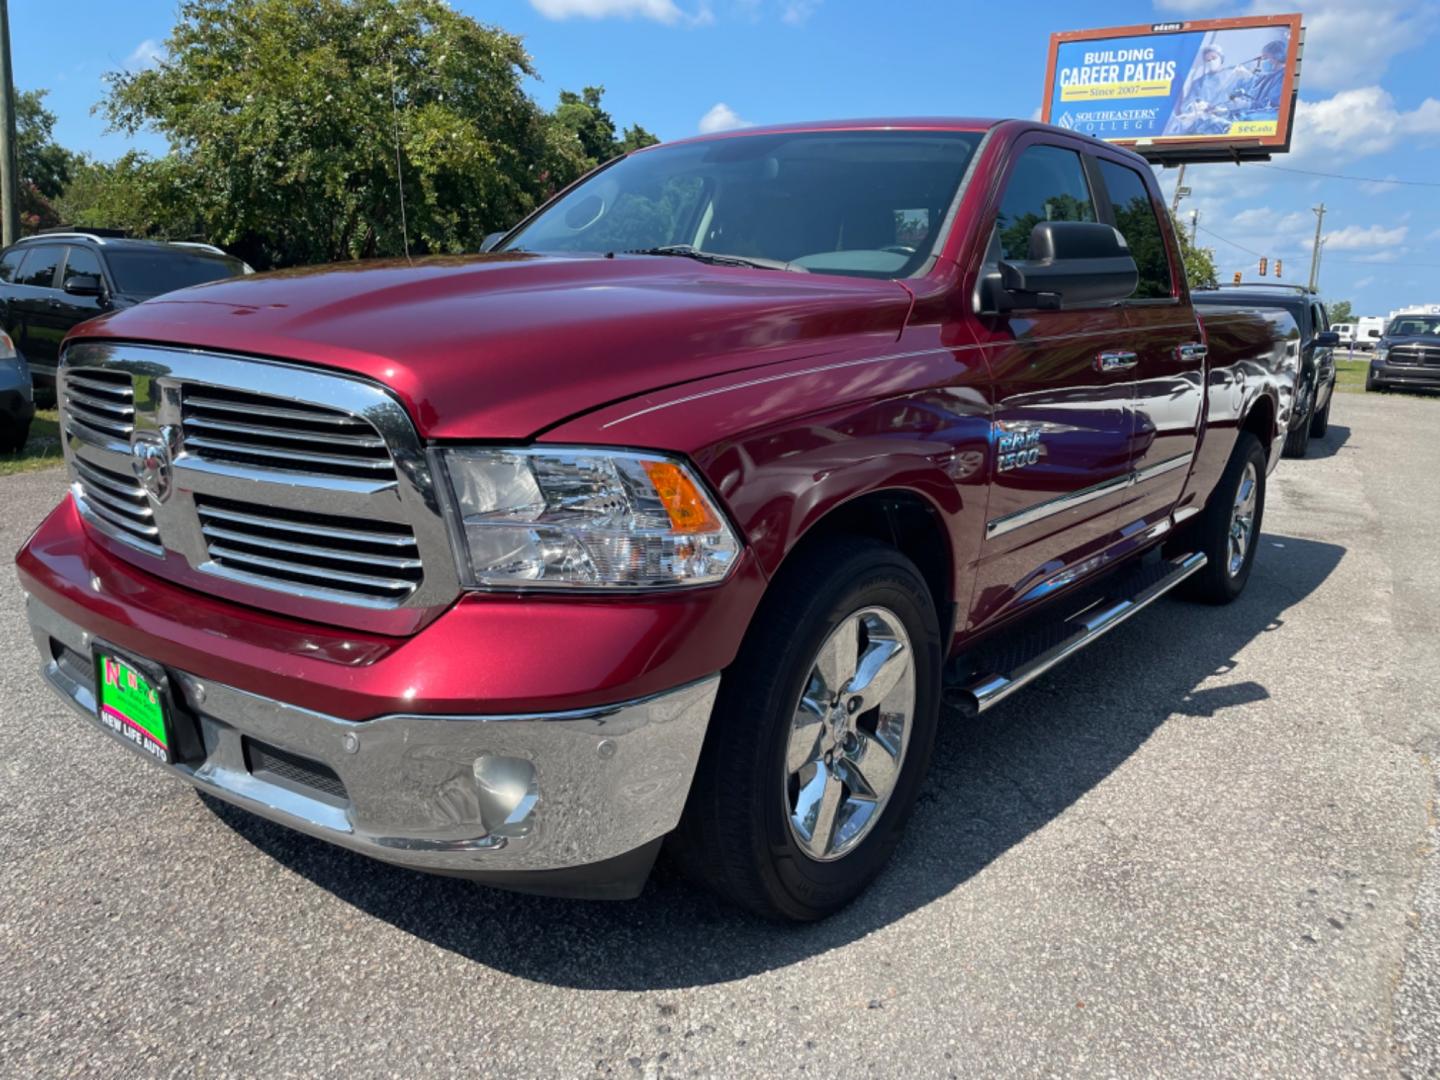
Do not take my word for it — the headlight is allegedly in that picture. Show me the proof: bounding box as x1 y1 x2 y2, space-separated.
435 446 741 589
0 329 17 363
1374 345 1389 363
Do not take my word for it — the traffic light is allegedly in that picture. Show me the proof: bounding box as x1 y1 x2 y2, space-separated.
1275 259 1283 278
1259 257 1268 276
1233 271 1242 284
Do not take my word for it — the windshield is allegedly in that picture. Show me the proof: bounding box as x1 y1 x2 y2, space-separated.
501 130 983 279
106 249 246 297
1386 314 1440 336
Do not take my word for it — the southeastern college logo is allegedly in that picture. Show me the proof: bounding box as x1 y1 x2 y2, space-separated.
1056 112 1077 130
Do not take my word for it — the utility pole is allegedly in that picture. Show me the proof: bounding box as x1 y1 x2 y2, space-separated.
1170 162 1188 216
1307 203 1327 292
1189 208 1200 245
0 0 17 247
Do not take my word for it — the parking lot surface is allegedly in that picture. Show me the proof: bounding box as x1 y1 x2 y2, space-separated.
2 393 1438 1078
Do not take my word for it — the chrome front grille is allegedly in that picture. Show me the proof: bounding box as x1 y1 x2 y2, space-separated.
58 343 460 624
1388 344 1440 368
71 457 161 555
181 385 395 480
62 368 135 446
196 496 423 601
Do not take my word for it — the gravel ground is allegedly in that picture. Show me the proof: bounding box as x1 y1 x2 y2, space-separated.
1 392 1437 1078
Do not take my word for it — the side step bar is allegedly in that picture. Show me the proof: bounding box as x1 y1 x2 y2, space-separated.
948 551 1207 718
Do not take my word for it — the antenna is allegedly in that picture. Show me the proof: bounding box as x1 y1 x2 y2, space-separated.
388 58 411 262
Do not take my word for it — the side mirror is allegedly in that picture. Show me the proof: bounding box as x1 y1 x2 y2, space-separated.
981 221 1138 313
1313 330 1340 348
480 231 508 253
63 273 104 297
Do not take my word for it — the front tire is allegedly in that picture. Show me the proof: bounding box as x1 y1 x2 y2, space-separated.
1177 431 1267 605
672 537 941 921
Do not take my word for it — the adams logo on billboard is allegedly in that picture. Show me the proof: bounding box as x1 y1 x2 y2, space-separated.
1042 13 1301 163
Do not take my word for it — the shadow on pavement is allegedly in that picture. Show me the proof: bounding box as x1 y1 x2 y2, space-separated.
1306 423 1351 460
205 531 1345 990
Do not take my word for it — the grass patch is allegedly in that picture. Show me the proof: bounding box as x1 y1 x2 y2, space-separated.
1335 357 1370 394
0 408 64 475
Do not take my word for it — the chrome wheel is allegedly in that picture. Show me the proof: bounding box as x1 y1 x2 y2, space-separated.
783 606 915 862
1228 460 1258 577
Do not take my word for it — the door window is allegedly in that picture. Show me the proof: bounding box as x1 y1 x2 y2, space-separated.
994 145 1096 261
0 248 24 282
14 246 62 289
62 245 104 287
1096 159 1174 299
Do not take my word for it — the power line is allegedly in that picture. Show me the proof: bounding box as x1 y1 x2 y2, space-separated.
1196 224 1265 259
1250 162 1440 189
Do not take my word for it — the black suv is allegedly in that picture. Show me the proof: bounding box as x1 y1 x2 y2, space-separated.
0 231 250 395
1193 283 1339 458
1366 312 1440 393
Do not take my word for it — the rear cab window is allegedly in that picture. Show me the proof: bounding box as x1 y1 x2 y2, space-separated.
1096 158 1175 299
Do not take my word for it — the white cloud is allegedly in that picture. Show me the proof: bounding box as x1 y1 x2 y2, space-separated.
124 38 164 70
1324 223 1409 249
1291 86 1440 162
1360 175 1401 196
780 0 821 25
528 0 705 24
698 102 752 134
1353 276 1376 289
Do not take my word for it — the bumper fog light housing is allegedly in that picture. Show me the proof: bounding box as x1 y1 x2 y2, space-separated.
473 754 538 836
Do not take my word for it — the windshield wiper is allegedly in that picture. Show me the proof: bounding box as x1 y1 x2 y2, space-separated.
623 245 805 273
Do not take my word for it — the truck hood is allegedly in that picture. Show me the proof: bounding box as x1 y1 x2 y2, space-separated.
67 253 913 440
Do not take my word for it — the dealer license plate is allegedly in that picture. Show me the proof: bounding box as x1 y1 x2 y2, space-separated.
95 651 171 764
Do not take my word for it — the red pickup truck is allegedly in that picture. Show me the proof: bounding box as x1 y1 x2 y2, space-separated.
17 119 1295 920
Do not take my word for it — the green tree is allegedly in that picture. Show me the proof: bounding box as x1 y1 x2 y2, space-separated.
98 0 607 267
17 90 75 200
553 86 659 166
1327 299 1353 324
1174 223 1218 291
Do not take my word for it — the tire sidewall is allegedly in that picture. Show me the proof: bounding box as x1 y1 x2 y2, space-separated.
1218 433 1267 599
750 552 941 918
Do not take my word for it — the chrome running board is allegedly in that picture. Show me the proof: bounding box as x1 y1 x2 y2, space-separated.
949 551 1207 718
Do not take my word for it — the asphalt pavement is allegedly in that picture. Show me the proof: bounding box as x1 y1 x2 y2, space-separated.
2 392 1437 1078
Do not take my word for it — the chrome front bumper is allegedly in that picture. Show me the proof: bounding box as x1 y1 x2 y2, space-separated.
28 596 718 883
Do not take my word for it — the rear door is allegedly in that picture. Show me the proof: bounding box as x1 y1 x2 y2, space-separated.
8 244 66 374
1094 154 1205 536
1309 298 1335 404
967 138 1136 628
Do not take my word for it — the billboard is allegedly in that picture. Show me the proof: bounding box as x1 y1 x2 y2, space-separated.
1042 14 1302 163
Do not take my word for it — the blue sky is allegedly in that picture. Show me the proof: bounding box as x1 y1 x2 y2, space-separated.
11 0 1440 317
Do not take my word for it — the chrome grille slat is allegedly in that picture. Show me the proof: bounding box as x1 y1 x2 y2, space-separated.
66 373 135 398
205 545 417 595
79 481 153 522
79 492 160 538
65 401 134 437
73 459 143 499
194 504 416 547
183 435 395 473
183 395 370 426
200 525 423 571
183 415 386 448
66 388 136 416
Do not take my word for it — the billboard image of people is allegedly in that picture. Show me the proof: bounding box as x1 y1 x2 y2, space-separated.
1043 14 1301 156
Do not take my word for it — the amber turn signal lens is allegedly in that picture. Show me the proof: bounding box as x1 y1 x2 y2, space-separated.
643 460 722 534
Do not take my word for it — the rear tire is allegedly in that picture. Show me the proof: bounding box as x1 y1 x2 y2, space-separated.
1177 431 1267 606
671 537 941 921
1282 377 1314 457
1309 391 1331 438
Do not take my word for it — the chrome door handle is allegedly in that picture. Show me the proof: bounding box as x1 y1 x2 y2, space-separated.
1178 342 1208 362
1094 350 1138 373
